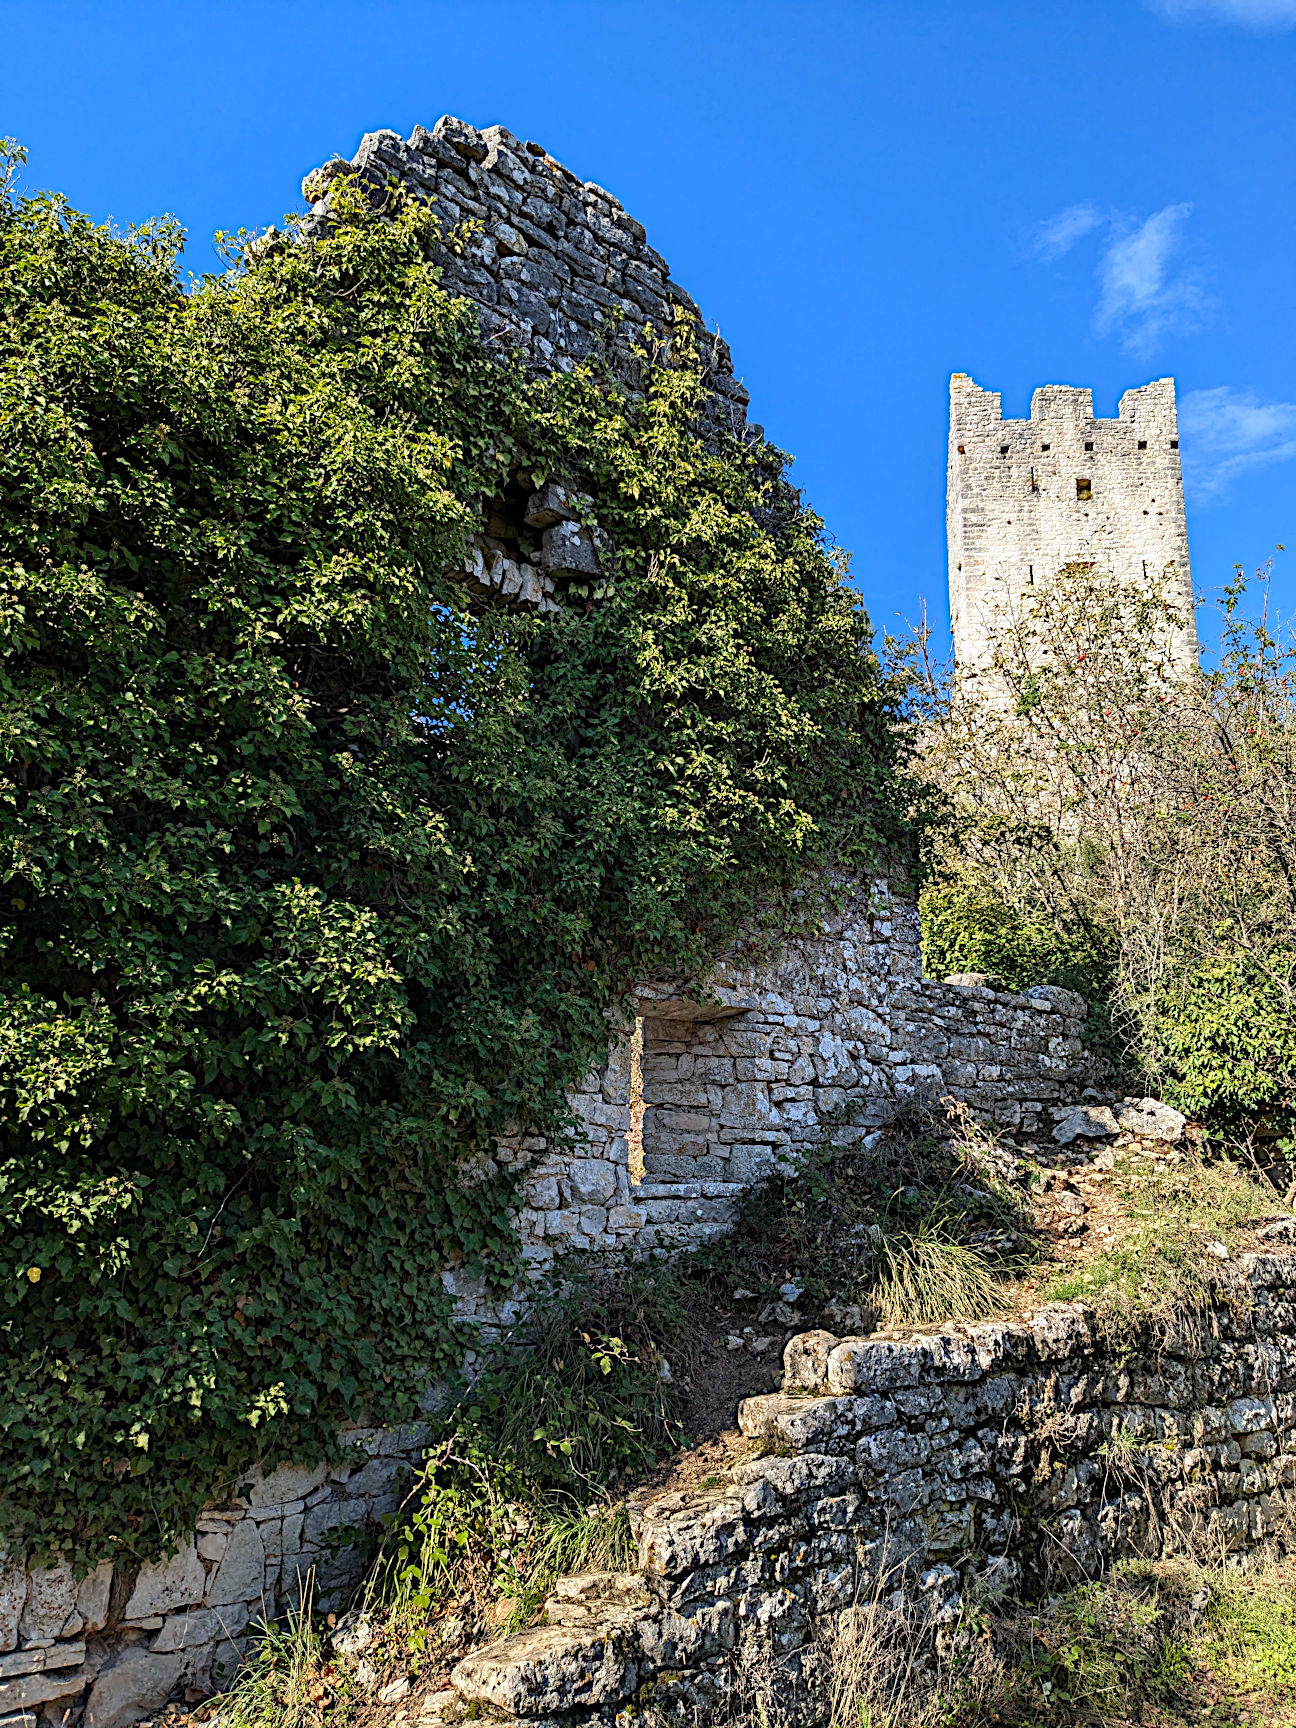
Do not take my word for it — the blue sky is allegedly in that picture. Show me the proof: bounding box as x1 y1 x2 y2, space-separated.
4 0 1296 646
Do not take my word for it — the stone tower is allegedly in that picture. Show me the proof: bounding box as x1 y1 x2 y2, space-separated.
946 374 1197 680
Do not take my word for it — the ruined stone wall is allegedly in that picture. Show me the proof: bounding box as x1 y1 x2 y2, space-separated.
947 373 1197 683
304 114 750 417
0 881 1101 1726
2 129 1120 1728
0 1429 430 1727
458 880 1097 1319
301 116 753 617
442 1253 1296 1726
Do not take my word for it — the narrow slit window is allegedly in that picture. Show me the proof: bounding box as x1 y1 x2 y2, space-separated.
1084 440 1094 451
1170 439 1179 448
1076 477 1093 501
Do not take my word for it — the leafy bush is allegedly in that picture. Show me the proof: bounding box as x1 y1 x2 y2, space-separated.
0 147 919 1562
918 874 1109 999
365 1262 687 1650
918 871 1121 1057
909 561 1296 1133
1158 951 1296 1125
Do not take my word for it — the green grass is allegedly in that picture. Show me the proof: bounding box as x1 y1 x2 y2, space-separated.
1045 1152 1273 1346
216 1579 352 1728
1195 1568 1296 1713
870 1207 1001 1327
715 1103 1033 1331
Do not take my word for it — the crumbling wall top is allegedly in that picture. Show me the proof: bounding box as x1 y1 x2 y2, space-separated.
302 115 752 433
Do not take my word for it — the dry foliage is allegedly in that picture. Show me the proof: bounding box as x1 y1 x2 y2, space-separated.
908 562 1296 1125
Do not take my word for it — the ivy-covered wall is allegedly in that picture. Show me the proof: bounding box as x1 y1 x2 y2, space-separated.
0 117 917 1588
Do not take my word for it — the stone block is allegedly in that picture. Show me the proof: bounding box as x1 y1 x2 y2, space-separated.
303 1497 368 1549
83 1651 184 1728
541 519 601 578
204 1520 265 1609
125 1544 206 1622
1229 1396 1276 1436
607 1205 647 1231
0 1642 84 1681
18 1563 76 1644
1030 1304 1091 1362
196 1532 228 1564
242 1460 330 1507
151 1604 248 1653
564 1159 618 1205
76 1563 113 1635
0 1670 87 1716
526 1175 560 1209
0 1564 21 1653
452 1617 644 1716
782 1331 837 1391
827 1332 982 1396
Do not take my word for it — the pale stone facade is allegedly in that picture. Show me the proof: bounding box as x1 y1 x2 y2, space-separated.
947 374 1198 681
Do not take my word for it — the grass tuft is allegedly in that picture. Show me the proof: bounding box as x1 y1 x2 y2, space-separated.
870 1208 1001 1327
1044 1151 1272 1345
217 1577 349 1728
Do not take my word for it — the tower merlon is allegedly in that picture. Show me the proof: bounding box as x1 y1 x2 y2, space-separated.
946 372 1196 683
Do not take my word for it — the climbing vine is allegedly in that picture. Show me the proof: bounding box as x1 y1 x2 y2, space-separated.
0 150 918 1563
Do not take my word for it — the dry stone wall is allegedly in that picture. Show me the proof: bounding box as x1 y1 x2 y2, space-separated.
303 114 751 417
0 1429 429 1728
299 115 754 621
448 879 1097 1329
439 1252 1296 1726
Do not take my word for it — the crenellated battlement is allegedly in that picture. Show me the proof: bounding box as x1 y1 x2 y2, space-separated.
947 372 1196 681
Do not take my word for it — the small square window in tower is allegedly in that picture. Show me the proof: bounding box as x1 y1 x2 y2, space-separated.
1076 477 1093 501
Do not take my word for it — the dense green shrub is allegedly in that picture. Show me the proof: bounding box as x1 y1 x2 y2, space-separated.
1157 952 1296 1125
918 873 1113 999
918 872 1121 1058
0 151 917 1562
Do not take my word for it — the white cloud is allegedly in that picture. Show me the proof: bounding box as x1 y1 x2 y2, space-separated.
1033 203 1102 262
1150 0 1296 25
1093 204 1206 356
1179 386 1296 498
1032 201 1207 355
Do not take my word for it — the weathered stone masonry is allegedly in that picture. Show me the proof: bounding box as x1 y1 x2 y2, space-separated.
302 115 754 618
444 1254 1296 1725
468 880 1097 1308
2 122 1113 1728
0 1431 432 1727
947 373 1198 683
